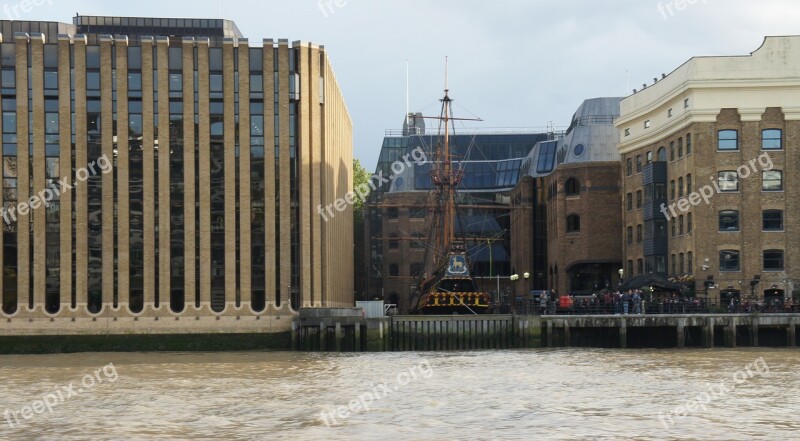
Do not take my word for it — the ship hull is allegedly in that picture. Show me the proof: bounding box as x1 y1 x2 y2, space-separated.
416 292 492 315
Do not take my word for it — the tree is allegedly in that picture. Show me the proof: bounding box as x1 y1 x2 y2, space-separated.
353 159 371 300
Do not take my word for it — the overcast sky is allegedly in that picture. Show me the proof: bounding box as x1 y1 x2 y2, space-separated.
17 0 800 169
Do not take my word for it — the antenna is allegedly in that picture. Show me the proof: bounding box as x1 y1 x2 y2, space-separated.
444 56 449 92
406 60 410 129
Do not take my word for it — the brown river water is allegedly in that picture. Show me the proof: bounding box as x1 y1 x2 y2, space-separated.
0 349 798 440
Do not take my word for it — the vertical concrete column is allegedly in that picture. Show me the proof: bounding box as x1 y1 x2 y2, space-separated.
237 40 252 309
750 317 759 347
196 38 211 307
73 35 89 308
319 322 326 351
335 322 343 352
156 36 171 310
57 35 73 309
309 45 323 307
140 36 155 309
563 320 571 347
116 36 130 310
99 35 115 308
546 320 553 348
787 319 796 347
703 317 715 348
291 320 297 351
30 34 45 311
262 39 276 307
727 317 737 348
277 40 291 308
354 322 361 351
181 37 196 307
222 38 236 308
677 318 686 348
15 33 30 310
296 42 312 307
619 318 627 349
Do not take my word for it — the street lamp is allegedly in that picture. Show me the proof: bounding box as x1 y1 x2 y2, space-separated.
618 269 624 286
510 274 519 314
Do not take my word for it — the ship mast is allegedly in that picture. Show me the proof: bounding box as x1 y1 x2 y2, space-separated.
425 58 480 263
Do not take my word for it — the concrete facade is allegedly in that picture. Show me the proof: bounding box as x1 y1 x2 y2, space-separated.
0 16 354 336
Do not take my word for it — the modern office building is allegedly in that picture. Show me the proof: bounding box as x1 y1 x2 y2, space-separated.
616 36 800 304
364 115 554 312
512 98 623 296
0 15 353 335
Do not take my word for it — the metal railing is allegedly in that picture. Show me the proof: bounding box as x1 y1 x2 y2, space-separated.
491 299 800 316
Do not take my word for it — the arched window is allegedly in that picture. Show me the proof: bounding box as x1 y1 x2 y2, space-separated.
566 215 581 233
565 178 580 196
657 147 667 162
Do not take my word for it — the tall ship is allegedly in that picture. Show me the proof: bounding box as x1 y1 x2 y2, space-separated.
411 74 492 315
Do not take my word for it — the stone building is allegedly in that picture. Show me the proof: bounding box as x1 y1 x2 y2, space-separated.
512 98 623 295
616 36 800 304
0 16 353 336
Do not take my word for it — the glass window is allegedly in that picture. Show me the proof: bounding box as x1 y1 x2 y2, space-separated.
678 138 683 157
86 72 100 90
565 178 579 196
762 129 782 150
688 252 693 274
45 113 58 134
1 69 15 88
657 147 666 162
678 177 684 197
566 215 580 233
646 151 653 163
128 47 142 70
627 226 633 245
168 47 182 71
169 73 182 91
636 190 642 209
719 210 739 232
763 250 784 271
637 259 643 275
536 141 557 174
718 171 739 192
210 74 223 92
3 112 16 132
86 46 100 69
250 74 263 93
762 170 783 191
763 210 783 231
250 115 264 136
209 48 223 71
44 71 58 90
670 141 675 161
626 158 632 176
686 133 692 154
626 193 632 211
686 175 692 194
636 155 642 173
636 225 642 243
128 73 142 91
679 215 684 235
718 130 738 150
720 250 740 272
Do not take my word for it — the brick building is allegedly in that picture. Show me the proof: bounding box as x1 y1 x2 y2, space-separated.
617 36 800 304
512 98 623 295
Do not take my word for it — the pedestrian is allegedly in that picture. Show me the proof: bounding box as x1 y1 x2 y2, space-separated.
539 291 548 315
632 291 641 314
622 291 630 315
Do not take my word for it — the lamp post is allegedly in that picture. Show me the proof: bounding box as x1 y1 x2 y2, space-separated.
510 273 519 314
618 269 624 287
523 272 531 314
